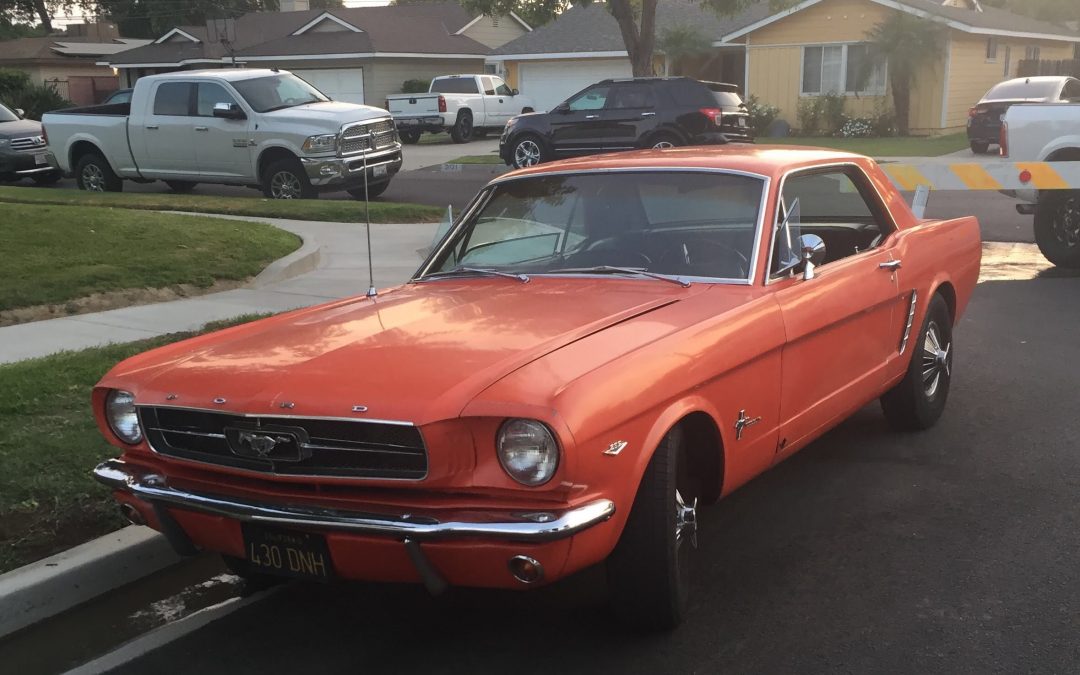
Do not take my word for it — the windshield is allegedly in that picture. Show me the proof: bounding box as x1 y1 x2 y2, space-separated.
984 79 1059 101
423 171 765 282
231 74 329 113
0 104 18 122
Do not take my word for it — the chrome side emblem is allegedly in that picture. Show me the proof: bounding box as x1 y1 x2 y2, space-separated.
603 440 628 456
351 405 368 413
165 394 178 401
734 409 762 440
279 401 295 409
213 397 227 405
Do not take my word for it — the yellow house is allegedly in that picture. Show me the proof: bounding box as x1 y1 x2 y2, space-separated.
724 0 1078 135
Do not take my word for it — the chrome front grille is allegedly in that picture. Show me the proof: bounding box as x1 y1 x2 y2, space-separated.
340 119 398 156
139 406 427 480
10 136 46 153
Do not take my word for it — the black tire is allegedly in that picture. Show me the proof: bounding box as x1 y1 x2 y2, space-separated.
509 134 547 169
607 426 700 631
449 110 473 144
164 180 197 193
970 140 990 155
648 132 682 150
32 171 62 185
261 157 317 200
221 555 285 596
346 181 390 200
881 293 953 431
1033 190 1080 269
74 152 123 192
399 129 421 145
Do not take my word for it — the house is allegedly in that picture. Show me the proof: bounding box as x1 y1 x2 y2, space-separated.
490 0 1080 134
104 0 531 108
0 23 150 105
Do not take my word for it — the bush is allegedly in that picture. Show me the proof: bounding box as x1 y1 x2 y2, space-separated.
796 93 849 135
838 116 875 138
745 95 781 135
0 69 71 120
401 78 430 94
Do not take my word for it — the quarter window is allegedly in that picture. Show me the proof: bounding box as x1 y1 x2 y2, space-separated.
153 82 192 116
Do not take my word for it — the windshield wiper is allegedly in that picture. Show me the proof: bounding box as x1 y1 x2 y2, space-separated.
420 267 530 283
543 266 691 287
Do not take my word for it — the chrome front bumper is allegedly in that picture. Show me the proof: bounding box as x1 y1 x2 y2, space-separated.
93 459 615 543
301 146 402 187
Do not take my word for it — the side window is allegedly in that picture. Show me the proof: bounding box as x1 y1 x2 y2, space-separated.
153 82 192 116
196 82 239 117
481 76 496 96
610 84 655 109
771 168 893 274
566 85 610 111
493 78 513 96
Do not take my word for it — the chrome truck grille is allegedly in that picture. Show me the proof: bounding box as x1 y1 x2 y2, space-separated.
340 118 397 156
139 406 427 480
10 136 46 153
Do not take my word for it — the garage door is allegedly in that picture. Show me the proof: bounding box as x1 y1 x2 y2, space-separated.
291 68 365 105
519 59 633 112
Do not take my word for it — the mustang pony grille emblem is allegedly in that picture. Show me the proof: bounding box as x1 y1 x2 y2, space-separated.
224 424 310 463
734 409 762 440
236 431 289 457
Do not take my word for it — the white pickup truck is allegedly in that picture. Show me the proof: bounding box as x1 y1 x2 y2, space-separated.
1001 102 1080 267
43 69 402 199
386 74 534 144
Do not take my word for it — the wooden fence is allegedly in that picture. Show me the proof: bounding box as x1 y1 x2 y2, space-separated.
1017 59 1080 78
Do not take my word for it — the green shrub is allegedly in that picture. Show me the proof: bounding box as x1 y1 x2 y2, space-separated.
796 94 847 135
401 78 430 94
0 69 71 120
746 95 781 135
796 97 823 134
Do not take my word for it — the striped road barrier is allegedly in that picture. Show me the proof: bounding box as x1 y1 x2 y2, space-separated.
880 160 1080 192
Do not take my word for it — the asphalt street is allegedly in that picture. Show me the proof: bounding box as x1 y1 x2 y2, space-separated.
100 264 1080 675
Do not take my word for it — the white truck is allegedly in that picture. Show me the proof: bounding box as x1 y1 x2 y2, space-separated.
43 69 402 200
1001 102 1080 267
386 74 534 144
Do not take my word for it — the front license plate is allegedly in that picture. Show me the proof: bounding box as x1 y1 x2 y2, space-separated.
373 164 388 178
35 153 47 165
242 523 334 580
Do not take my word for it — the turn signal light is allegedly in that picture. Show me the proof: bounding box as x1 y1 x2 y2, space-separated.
699 107 723 127
438 95 447 113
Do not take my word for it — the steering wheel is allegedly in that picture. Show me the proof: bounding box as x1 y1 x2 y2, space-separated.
656 240 749 278
578 238 653 268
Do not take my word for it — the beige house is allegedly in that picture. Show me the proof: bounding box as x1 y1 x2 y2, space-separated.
104 1 530 109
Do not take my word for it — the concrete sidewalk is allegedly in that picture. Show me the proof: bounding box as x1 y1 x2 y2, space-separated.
0 216 440 365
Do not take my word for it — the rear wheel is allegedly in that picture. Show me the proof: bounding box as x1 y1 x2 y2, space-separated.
262 158 317 200
607 426 700 630
1033 190 1080 268
649 132 681 150
75 152 123 192
970 140 990 154
881 294 953 430
164 180 197 193
399 129 421 144
346 181 390 200
450 111 473 144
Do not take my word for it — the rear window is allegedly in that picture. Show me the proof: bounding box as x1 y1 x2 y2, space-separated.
153 82 192 116
984 79 1060 101
668 80 744 108
431 78 479 94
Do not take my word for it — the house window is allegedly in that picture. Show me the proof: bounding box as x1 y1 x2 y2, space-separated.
1074 44 1080 60
1025 46 1041 61
802 44 886 96
1003 45 1011 78
985 37 998 62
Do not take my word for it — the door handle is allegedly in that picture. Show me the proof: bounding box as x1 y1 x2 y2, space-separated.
641 112 656 117
585 114 599 120
879 260 902 270
145 125 158 130
194 126 208 131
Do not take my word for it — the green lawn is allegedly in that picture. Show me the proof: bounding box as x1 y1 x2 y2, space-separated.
0 204 300 311
446 154 503 165
762 133 969 157
0 186 445 224
0 315 267 573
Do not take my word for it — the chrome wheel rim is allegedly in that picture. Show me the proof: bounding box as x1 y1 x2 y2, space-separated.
653 140 675 149
922 320 951 399
81 164 105 191
675 488 698 550
1052 196 1080 248
270 171 302 199
514 140 541 167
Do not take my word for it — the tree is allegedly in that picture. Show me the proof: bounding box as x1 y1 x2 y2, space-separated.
656 24 711 76
0 16 45 38
862 12 946 136
1 0 59 32
93 0 271 39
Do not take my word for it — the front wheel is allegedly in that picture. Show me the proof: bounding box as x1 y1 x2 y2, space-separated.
881 293 953 431
74 152 123 192
607 426 700 630
399 129 421 144
346 181 390 200
449 111 473 144
510 134 547 168
262 158 317 200
1033 190 1080 268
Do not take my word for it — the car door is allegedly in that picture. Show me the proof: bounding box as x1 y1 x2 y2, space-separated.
769 166 904 462
549 84 614 156
600 83 659 150
137 81 198 179
193 81 253 179
491 77 520 123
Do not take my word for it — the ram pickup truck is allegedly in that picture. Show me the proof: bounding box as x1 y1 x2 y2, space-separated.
43 69 402 199
386 74 534 144
1001 102 1080 267
0 102 61 185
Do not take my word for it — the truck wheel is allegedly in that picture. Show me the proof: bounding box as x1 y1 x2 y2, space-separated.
880 293 953 431
399 130 421 145
165 180 197 193
607 426 699 631
970 140 990 154
75 152 122 192
262 158 316 200
346 181 390 200
1034 191 1080 269
510 134 546 168
450 111 473 144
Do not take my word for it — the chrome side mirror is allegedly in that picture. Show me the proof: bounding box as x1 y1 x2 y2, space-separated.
213 102 245 120
14 108 24 118
799 234 826 280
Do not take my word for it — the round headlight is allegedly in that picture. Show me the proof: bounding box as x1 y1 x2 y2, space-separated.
496 419 559 486
106 389 142 444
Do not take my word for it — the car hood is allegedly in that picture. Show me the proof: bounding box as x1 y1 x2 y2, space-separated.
0 118 43 138
261 101 390 127
102 279 699 425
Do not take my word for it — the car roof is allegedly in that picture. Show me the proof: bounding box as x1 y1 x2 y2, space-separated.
146 68 283 82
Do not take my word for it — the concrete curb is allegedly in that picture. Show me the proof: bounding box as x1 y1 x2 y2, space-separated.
250 231 321 288
0 526 179 639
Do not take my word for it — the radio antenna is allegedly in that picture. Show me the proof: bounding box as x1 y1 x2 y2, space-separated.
362 136 376 298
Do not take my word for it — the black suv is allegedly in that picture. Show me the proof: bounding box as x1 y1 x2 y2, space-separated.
499 77 752 168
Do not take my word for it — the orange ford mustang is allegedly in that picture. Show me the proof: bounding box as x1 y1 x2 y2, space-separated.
92 146 982 629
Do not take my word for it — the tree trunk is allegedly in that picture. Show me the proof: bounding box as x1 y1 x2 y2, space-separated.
890 74 911 136
32 0 53 32
609 0 659 77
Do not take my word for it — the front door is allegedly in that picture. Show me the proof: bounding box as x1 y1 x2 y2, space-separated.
137 81 198 179
549 83 614 156
193 82 252 179
770 167 904 460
